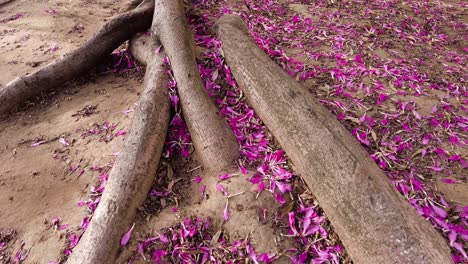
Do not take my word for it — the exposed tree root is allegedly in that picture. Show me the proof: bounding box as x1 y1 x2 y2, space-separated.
0 1 155 116
128 33 155 67
122 0 145 12
0 0 14 7
216 14 452 264
66 30 170 264
127 25 291 264
152 0 239 172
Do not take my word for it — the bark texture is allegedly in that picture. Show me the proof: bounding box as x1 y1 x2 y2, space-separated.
216 15 452 264
0 1 154 115
0 0 14 6
128 33 156 67
122 0 145 12
152 0 239 172
67 38 169 264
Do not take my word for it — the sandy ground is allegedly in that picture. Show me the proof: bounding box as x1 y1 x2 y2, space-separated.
0 0 466 263
0 0 141 262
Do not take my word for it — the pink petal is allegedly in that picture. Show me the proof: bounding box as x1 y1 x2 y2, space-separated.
247 244 258 263
452 242 467 259
51 217 60 225
258 253 277 263
194 175 202 183
137 243 146 260
223 200 230 222
441 178 457 184
288 212 298 236
77 169 85 178
120 223 135 247
274 193 286 204
448 230 457 246
258 181 266 193
155 46 162 54
31 141 46 147
216 183 228 196
158 233 169 243
59 138 70 147
115 130 127 137
431 204 448 219
239 165 248 174
153 249 167 263
218 173 233 181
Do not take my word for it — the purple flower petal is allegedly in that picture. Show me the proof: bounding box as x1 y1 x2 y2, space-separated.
223 200 230 222
274 193 286 204
153 249 167 263
441 178 457 184
452 242 467 259
216 183 228 196
31 141 46 147
120 223 135 247
59 138 70 146
218 173 233 181
115 130 127 137
431 204 447 219
194 175 202 183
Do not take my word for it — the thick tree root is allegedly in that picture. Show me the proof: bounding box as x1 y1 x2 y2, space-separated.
0 0 14 6
0 1 154 116
216 15 452 264
128 35 292 264
128 33 155 67
66 33 170 264
152 0 239 172
122 0 145 12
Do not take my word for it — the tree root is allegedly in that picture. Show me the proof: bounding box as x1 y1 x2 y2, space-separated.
0 0 14 7
0 1 155 116
66 24 170 264
121 0 145 12
215 14 452 264
152 0 239 172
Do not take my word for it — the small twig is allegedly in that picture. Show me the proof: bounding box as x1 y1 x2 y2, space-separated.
227 191 245 199
186 165 201 173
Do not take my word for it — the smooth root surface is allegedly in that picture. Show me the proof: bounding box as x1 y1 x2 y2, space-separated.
216 15 452 264
152 0 239 172
67 49 170 264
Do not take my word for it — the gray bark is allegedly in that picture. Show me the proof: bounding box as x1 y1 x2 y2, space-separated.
216 14 452 264
66 31 170 264
152 0 240 172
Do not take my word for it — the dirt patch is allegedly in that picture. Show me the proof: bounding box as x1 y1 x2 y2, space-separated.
435 176 468 206
0 1 141 262
0 73 142 262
